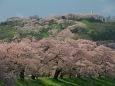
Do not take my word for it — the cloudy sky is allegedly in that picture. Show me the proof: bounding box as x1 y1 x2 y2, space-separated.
0 0 115 21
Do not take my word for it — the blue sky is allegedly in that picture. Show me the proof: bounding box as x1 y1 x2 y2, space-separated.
0 0 115 21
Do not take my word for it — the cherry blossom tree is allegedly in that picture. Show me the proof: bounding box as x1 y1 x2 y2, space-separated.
35 39 77 79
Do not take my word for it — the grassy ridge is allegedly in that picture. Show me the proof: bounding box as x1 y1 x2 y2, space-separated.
1 77 115 86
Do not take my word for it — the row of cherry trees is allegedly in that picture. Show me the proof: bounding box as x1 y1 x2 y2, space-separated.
0 38 115 86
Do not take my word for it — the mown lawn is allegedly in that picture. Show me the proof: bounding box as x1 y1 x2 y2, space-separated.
1 77 115 86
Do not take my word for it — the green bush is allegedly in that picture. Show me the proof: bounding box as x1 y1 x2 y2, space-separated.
0 26 15 42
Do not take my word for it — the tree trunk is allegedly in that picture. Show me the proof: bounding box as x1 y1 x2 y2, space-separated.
69 74 72 79
31 74 35 80
98 73 101 78
77 73 81 78
54 68 62 80
19 69 25 81
60 73 64 79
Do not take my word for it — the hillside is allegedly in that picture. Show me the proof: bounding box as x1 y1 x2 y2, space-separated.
0 13 115 43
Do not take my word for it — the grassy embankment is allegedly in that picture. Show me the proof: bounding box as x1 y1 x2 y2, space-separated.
1 77 115 86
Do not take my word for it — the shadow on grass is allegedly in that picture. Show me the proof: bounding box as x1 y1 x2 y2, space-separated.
62 77 115 86
92 77 115 86
62 78 89 86
38 78 78 86
16 77 115 86
16 79 47 86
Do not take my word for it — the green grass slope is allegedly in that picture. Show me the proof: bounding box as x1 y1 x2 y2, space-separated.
1 77 115 86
